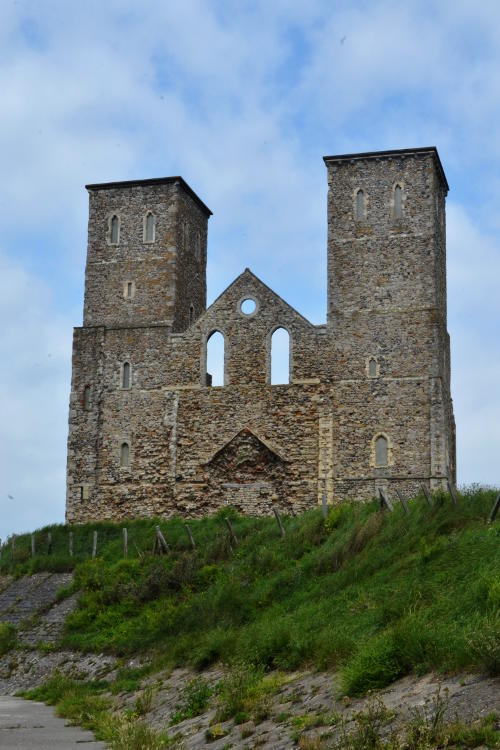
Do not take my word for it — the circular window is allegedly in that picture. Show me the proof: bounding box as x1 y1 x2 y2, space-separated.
240 298 257 316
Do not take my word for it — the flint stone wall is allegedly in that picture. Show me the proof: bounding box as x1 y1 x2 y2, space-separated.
66 149 456 523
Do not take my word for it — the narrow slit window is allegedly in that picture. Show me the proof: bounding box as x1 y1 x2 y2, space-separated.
145 212 154 242
271 327 290 384
375 436 388 467
189 304 194 325
122 362 131 389
126 282 133 299
394 185 402 219
356 189 364 220
206 331 224 386
111 215 119 244
83 385 91 410
120 442 130 467
368 358 377 378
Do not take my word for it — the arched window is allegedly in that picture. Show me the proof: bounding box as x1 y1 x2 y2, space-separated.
375 435 388 467
394 185 402 219
145 212 155 242
271 327 290 384
356 189 364 221
183 220 189 253
122 362 131 389
368 357 377 378
83 385 91 411
206 331 224 386
120 442 130 468
110 215 119 244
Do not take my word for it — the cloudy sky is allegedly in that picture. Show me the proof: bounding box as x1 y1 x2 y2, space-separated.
1 0 499 540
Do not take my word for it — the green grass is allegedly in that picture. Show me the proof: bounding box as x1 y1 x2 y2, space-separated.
3 486 500 697
0 623 16 655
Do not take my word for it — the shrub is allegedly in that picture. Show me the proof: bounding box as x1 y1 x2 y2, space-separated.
170 678 212 725
0 623 16 655
468 612 500 676
341 635 404 696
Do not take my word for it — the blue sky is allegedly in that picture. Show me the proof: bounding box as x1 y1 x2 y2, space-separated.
1 0 499 540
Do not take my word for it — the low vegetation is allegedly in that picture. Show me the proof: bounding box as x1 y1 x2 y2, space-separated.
22 674 175 749
1 486 499 699
22 672 500 749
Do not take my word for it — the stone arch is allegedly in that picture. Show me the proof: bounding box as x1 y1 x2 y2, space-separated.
143 211 155 243
203 329 226 387
108 213 120 245
391 181 405 220
266 325 292 385
371 432 392 468
353 187 367 221
120 441 130 468
366 356 380 378
121 361 131 389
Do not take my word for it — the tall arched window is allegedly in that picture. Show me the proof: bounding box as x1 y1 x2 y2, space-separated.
375 435 388 467
356 189 364 221
110 215 119 244
145 212 155 242
271 327 290 384
206 331 224 386
122 362 131 389
83 385 91 411
368 357 377 378
120 442 130 467
394 185 402 219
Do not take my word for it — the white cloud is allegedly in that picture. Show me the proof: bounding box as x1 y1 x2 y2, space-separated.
0 250 72 540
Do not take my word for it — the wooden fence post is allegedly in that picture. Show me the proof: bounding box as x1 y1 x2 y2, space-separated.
489 492 500 523
69 531 74 558
31 533 35 557
273 507 286 538
47 532 52 555
396 489 409 514
123 528 128 558
447 478 458 507
184 524 196 550
321 490 328 519
92 530 98 559
420 483 433 507
379 488 393 512
225 518 238 548
154 526 169 554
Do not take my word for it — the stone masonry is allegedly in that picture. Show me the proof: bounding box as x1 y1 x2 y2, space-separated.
66 147 456 523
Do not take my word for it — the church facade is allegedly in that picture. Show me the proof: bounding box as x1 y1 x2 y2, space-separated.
66 147 456 523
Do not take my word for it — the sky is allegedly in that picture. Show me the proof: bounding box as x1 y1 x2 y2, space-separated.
1 0 499 541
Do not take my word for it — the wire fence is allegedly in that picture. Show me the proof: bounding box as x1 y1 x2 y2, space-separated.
0 483 499 566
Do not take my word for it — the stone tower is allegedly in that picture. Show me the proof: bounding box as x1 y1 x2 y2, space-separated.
324 147 455 490
83 177 211 331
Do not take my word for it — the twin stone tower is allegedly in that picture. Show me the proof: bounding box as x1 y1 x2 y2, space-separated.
66 147 456 523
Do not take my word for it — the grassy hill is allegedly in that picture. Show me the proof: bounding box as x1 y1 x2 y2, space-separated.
1 486 499 698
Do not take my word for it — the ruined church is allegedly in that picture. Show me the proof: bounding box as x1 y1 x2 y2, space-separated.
66 147 456 523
